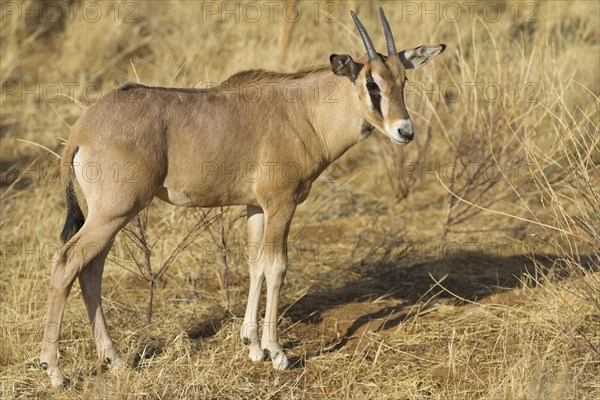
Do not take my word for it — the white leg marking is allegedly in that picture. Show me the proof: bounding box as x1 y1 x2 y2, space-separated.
261 254 290 370
241 205 265 362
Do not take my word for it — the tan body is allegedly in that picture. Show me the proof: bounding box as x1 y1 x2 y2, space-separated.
74 68 363 210
40 9 445 387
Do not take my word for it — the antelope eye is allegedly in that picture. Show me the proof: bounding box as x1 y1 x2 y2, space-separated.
366 82 380 92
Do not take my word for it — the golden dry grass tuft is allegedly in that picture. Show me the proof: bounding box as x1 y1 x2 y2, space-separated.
1 1 599 399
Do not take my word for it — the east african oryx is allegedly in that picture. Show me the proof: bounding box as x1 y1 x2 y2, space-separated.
40 8 445 386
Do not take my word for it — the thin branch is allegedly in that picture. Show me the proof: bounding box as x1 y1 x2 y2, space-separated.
435 172 575 237
16 139 61 159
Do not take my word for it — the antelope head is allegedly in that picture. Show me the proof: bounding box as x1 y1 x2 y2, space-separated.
330 8 445 145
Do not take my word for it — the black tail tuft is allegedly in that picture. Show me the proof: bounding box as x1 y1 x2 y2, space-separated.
60 180 85 243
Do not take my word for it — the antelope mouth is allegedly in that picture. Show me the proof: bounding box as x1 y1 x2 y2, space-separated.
390 136 410 145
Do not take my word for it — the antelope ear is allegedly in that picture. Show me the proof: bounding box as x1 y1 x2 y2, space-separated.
398 44 446 69
330 54 363 81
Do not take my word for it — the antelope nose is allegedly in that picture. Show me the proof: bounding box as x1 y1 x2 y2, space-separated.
398 119 414 141
398 128 414 141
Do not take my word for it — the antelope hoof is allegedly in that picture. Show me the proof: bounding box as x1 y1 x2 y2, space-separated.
40 360 68 388
106 358 125 377
270 350 290 370
48 370 69 388
248 344 265 362
103 347 124 372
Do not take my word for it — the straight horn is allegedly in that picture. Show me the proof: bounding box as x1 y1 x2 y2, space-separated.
350 10 378 60
378 7 397 57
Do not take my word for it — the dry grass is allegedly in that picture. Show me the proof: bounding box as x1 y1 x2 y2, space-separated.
1 1 599 399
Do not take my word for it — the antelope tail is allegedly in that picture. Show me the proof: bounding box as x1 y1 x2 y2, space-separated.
59 144 85 243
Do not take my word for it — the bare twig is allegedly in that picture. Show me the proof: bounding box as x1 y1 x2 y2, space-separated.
121 206 220 324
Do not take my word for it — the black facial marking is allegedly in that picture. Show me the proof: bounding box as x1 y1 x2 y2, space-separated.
366 81 379 92
366 72 382 117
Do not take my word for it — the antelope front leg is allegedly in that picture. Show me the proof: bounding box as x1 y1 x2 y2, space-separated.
260 205 295 370
262 253 289 369
241 205 265 361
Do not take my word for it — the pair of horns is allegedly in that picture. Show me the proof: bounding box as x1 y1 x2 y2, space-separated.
351 7 397 61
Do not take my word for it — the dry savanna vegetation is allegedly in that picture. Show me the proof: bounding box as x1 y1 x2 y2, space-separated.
1 0 599 399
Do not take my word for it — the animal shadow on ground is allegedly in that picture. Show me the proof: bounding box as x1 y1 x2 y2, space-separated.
180 243 586 364
281 247 568 357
